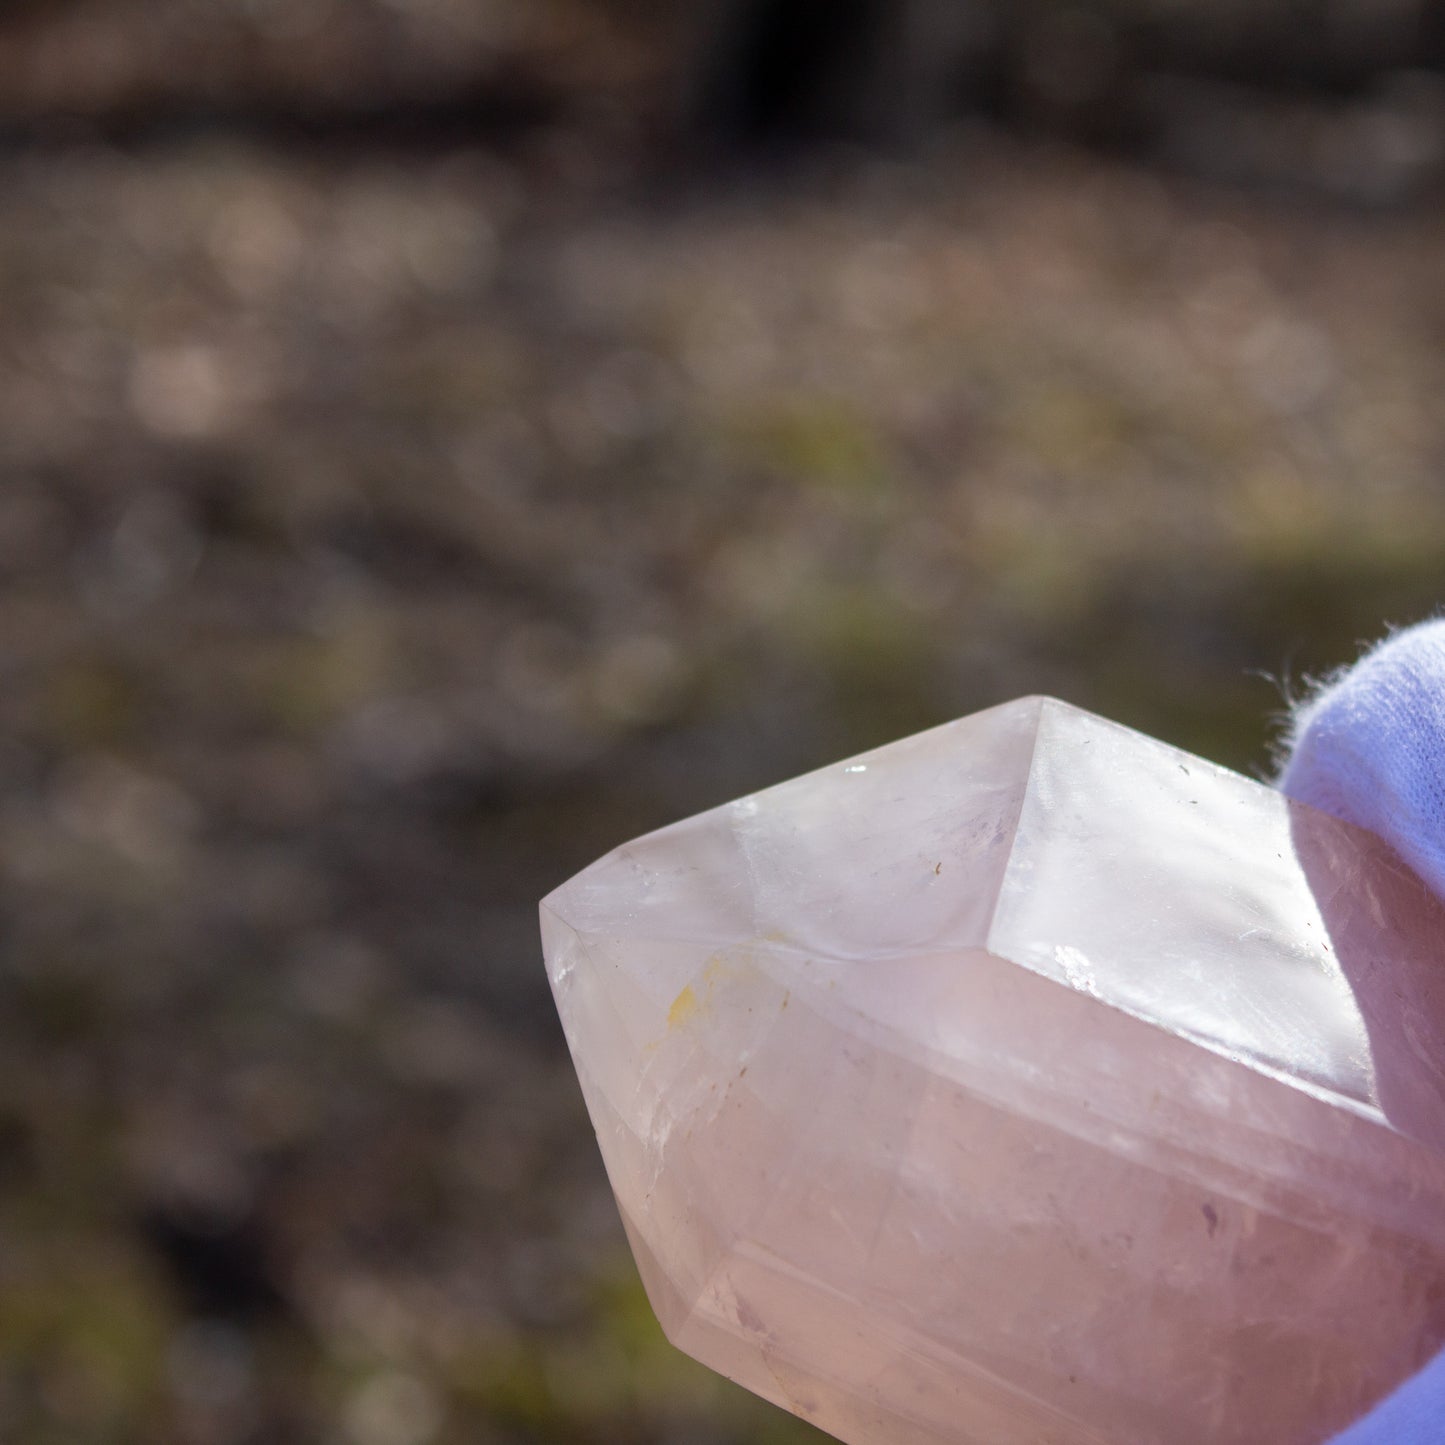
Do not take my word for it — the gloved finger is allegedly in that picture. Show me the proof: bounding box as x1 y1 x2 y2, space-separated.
1324 1348 1445 1444
1279 617 1445 1444
1280 616 1445 900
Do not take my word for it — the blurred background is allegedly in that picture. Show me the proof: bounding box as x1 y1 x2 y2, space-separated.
2 0 1445 1441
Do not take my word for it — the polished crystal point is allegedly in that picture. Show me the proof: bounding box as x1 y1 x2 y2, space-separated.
541 697 1445 1445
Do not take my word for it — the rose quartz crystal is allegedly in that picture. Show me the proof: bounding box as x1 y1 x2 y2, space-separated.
540 697 1445 1445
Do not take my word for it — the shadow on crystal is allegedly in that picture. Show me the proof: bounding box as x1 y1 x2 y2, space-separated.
1291 799 1445 1154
